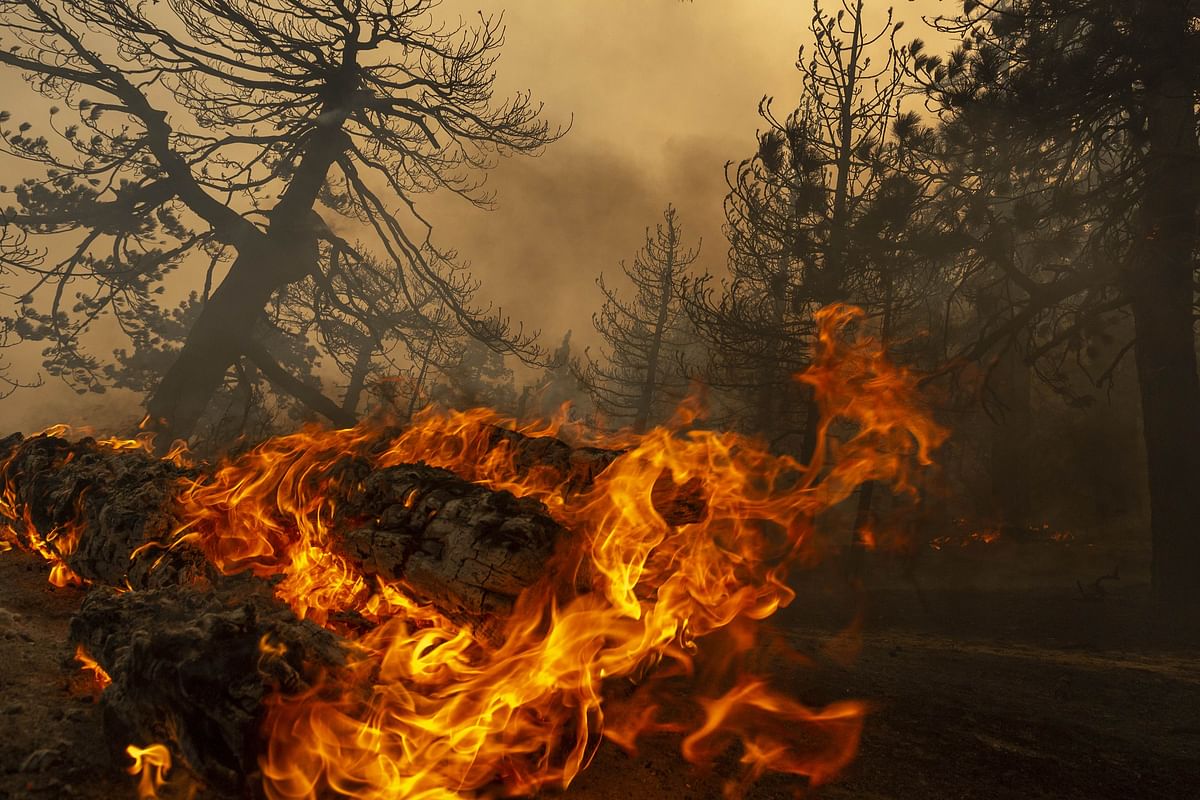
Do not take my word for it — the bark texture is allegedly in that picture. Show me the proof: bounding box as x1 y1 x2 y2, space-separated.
69 581 345 794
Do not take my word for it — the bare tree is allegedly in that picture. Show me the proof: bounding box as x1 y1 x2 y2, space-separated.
579 205 699 432
0 0 558 447
691 0 917 455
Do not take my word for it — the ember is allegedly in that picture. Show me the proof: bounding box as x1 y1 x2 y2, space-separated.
1 305 945 798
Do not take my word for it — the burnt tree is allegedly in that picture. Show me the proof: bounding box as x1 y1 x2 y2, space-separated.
928 0 1200 601
579 205 698 433
0 0 556 448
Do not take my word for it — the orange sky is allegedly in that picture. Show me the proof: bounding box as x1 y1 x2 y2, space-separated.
1 0 950 430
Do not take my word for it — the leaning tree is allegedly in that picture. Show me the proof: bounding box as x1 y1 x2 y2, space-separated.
0 0 557 447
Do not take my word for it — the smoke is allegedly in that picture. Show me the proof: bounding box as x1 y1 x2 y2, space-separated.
0 0 944 430
424 133 733 354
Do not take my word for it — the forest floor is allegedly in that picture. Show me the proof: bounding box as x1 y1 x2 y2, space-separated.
1 543 1198 800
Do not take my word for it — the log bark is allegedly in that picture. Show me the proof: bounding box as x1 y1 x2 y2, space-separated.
327 460 570 640
0 431 571 629
69 580 346 795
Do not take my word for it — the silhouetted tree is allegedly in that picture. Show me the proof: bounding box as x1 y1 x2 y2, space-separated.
692 0 920 458
580 205 698 432
0 0 557 448
926 0 1200 601
520 331 591 422
429 338 517 413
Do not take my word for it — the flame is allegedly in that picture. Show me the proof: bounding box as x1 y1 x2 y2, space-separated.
1 304 947 797
144 303 945 798
0 461 86 588
73 643 112 694
126 743 172 799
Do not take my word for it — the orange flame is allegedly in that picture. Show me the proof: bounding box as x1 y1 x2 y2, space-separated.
126 743 172 800
73 643 112 693
143 303 945 798
0 304 946 797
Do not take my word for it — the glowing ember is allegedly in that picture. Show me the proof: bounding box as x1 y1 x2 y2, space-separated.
928 521 1075 550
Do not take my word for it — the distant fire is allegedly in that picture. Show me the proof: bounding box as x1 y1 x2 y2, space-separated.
929 520 1075 551
4 304 947 798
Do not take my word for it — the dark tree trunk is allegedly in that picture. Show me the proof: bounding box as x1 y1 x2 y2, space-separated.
989 344 1033 533
1127 1 1200 603
341 340 376 416
144 252 281 451
633 223 679 433
145 126 347 450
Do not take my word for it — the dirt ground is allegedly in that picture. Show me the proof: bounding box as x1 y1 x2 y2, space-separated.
2 546 1198 800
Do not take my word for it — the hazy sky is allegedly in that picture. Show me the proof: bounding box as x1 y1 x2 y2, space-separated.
1 0 948 430
430 0 945 343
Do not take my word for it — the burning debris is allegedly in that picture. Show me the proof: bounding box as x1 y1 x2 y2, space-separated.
1 306 945 799
928 521 1077 551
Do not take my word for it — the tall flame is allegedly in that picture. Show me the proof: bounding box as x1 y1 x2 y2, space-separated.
1 304 946 798
159 303 945 798
126 743 173 800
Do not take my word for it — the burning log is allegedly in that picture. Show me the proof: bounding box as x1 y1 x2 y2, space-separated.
0 432 209 589
69 580 346 795
329 461 568 634
0 429 573 634
0 306 949 799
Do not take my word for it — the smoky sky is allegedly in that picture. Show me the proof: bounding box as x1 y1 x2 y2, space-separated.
0 0 944 431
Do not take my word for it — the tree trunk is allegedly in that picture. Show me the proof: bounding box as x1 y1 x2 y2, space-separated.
341 339 376 416
144 252 281 450
989 343 1033 533
634 262 676 434
146 125 347 450
1127 1 1200 603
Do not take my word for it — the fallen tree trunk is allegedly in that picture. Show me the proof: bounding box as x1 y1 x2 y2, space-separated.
0 424 705 795
0 430 571 629
70 580 346 795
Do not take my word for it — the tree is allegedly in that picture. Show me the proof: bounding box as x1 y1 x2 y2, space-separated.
519 331 591 422
579 205 698 432
926 0 1200 601
691 0 919 457
428 337 517 413
0 0 556 448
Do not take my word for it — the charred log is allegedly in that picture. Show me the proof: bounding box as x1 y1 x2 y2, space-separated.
70 579 346 794
0 432 211 588
332 462 568 635
482 425 622 492
0 431 574 630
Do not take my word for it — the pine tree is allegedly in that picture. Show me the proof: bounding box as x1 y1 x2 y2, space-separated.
579 206 699 432
926 0 1200 601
